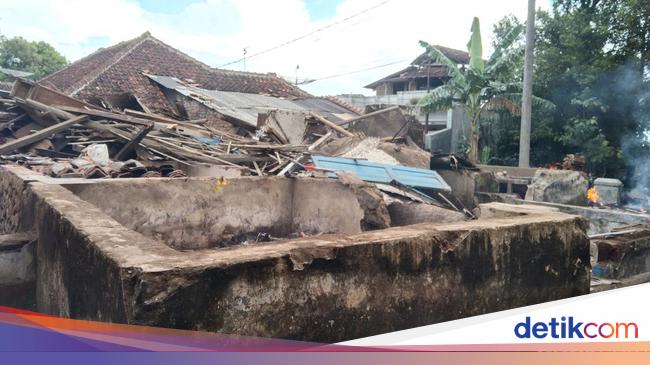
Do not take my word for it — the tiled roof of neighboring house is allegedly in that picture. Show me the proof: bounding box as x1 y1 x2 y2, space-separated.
323 95 364 114
365 45 469 90
364 65 450 89
40 32 309 115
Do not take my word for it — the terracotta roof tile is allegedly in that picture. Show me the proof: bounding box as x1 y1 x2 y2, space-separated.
40 32 309 115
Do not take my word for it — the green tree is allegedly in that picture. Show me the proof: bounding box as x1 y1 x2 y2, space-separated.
419 17 552 163
485 1 650 181
0 36 68 79
532 1 649 177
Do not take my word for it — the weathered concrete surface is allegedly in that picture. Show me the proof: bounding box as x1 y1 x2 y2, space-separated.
514 199 650 235
437 169 499 210
592 227 650 280
525 170 588 206
29 174 590 342
0 233 36 310
386 198 466 226
0 166 38 234
66 177 390 250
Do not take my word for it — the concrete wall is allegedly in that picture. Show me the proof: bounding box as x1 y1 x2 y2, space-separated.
0 166 41 310
0 234 35 310
337 91 448 124
516 199 650 235
0 166 37 234
0 166 591 342
28 175 590 342
66 178 389 250
437 169 499 210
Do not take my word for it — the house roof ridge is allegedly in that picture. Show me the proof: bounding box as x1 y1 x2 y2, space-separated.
69 34 153 95
41 31 151 86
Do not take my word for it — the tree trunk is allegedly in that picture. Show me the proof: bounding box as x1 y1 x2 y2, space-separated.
468 117 479 163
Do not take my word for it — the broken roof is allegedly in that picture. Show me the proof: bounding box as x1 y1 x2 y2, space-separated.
365 45 469 90
0 67 34 79
364 65 451 89
411 45 470 66
148 74 358 128
40 32 309 115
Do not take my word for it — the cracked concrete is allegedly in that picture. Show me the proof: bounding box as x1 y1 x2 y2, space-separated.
0 165 591 342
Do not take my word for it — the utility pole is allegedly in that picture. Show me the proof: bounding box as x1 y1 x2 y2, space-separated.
519 0 535 168
242 48 248 71
424 59 431 147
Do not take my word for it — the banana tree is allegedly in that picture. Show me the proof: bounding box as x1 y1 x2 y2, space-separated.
419 17 552 163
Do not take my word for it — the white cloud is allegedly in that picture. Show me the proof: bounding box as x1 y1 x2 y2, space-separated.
0 0 549 95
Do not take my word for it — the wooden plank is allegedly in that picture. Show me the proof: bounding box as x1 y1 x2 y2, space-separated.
277 131 333 176
58 106 153 127
252 161 263 176
337 105 400 126
114 124 153 161
124 109 206 129
20 98 76 120
0 113 26 131
125 109 183 124
309 112 354 137
0 115 88 155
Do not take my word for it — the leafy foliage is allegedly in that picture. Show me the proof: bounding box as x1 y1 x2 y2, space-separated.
419 17 549 163
0 35 68 80
485 0 650 183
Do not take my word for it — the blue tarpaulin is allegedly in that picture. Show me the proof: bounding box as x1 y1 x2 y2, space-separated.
311 155 451 192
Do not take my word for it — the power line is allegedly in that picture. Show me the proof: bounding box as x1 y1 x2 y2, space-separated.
218 0 391 68
296 58 410 85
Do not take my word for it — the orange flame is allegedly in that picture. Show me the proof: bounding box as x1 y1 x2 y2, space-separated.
587 187 599 204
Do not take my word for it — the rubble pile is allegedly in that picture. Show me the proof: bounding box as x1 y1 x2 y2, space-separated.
0 79 472 218
0 81 362 179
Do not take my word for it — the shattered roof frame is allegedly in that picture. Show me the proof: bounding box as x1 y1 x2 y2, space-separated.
148 74 359 127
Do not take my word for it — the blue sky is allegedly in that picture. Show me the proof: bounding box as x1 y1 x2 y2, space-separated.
0 0 547 96
135 0 342 20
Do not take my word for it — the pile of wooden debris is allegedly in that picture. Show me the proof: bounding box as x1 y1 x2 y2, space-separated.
0 80 372 178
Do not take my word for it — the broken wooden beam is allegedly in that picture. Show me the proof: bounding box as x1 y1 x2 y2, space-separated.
58 106 153 127
124 109 204 128
0 114 88 155
277 131 333 176
20 98 76 120
114 123 154 161
337 105 400 126
309 112 355 137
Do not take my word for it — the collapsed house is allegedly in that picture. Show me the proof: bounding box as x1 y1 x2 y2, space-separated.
0 32 629 342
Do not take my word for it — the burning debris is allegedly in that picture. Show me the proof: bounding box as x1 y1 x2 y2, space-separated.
587 186 600 205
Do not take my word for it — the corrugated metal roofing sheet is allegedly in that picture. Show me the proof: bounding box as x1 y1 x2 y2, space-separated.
311 155 451 192
147 74 358 127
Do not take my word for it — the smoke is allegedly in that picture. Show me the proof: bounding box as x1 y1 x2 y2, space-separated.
619 63 650 207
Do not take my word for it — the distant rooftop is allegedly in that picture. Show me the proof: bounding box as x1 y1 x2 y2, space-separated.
365 45 469 90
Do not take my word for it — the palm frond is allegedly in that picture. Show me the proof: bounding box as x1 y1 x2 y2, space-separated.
500 93 557 112
467 17 485 73
488 81 523 93
484 96 522 115
418 84 456 113
486 45 525 77
488 23 524 64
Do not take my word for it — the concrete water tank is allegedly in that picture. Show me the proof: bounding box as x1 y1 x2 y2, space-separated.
594 178 623 205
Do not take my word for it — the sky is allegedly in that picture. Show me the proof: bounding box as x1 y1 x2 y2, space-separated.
0 0 550 96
